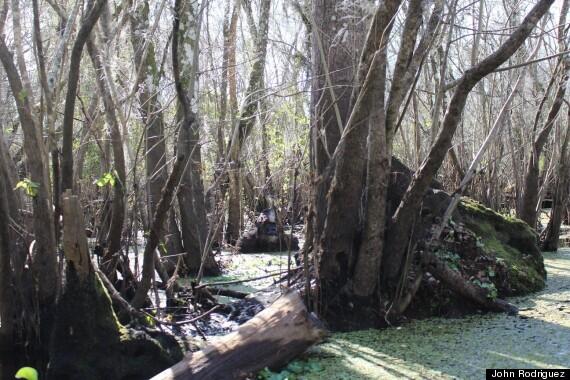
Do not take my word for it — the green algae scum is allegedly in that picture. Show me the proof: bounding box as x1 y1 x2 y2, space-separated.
263 250 570 380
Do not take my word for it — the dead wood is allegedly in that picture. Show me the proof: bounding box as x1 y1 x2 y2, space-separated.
150 291 326 380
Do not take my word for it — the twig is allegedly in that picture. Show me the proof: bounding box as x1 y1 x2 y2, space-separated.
156 305 221 327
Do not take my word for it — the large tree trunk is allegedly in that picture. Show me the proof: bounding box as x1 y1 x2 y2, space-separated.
206 0 239 248
87 38 127 275
150 292 326 380
130 0 168 225
518 0 570 228
0 143 15 347
384 0 554 286
225 0 271 244
318 0 402 315
173 0 220 275
312 0 553 329
0 35 58 339
129 0 179 274
308 0 365 254
541 109 570 251
48 192 180 379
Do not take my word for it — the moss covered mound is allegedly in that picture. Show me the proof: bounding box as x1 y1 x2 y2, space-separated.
457 198 546 295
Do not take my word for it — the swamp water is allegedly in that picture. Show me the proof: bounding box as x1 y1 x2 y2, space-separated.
4 249 567 379
282 250 570 379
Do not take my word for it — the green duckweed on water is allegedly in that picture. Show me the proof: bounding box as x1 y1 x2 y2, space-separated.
178 251 293 300
281 250 570 380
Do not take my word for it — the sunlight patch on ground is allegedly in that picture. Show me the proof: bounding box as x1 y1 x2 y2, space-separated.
298 250 570 380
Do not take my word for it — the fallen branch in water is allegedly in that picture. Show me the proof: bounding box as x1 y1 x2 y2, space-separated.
165 305 222 326
208 287 249 299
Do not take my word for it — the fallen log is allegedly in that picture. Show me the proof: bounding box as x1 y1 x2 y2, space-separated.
151 291 327 380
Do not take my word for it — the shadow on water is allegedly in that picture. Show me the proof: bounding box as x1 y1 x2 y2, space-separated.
297 250 570 380
303 314 569 379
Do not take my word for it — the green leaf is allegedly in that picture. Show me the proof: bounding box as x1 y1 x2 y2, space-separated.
144 314 155 327
15 178 40 197
15 367 38 380
18 89 28 102
94 172 116 187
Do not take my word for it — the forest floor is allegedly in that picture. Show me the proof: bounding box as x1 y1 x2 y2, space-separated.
277 249 570 379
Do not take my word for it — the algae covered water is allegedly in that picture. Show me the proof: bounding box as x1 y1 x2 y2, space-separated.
282 250 570 379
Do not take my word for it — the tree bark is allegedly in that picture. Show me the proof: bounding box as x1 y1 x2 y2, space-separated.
61 0 108 192
225 0 271 244
519 66 570 228
0 37 57 316
541 108 570 251
87 38 127 271
49 192 180 379
518 0 570 228
131 155 186 308
130 0 168 220
129 1 177 272
0 145 15 347
318 0 402 302
11 0 34 106
173 0 220 275
308 0 366 254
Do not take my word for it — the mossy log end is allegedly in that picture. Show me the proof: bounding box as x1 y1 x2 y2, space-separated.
457 198 546 295
403 194 545 320
48 194 182 380
151 292 327 380
391 160 546 296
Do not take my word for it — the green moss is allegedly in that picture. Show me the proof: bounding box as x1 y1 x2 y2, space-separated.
48 266 182 379
458 198 545 295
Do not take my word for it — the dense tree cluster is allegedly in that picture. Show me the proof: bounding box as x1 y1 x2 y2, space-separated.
0 0 567 377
